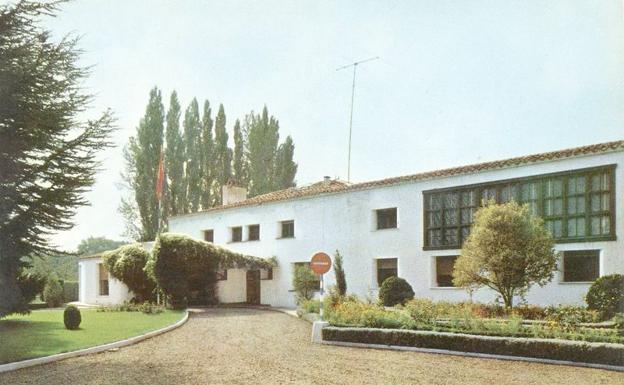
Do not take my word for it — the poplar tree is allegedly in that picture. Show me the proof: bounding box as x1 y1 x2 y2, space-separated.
274 135 297 189
199 100 215 209
213 104 232 204
123 87 165 241
0 1 114 316
245 107 279 197
183 98 202 212
232 119 247 185
165 91 185 216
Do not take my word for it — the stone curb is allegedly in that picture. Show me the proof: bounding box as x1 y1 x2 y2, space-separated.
0 310 189 374
321 339 624 373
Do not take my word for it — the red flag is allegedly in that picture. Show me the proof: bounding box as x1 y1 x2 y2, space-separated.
156 152 165 202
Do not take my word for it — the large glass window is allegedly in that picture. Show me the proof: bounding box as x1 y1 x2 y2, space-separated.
423 166 615 249
98 263 109 296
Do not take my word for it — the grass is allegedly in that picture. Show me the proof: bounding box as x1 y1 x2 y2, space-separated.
0 308 185 364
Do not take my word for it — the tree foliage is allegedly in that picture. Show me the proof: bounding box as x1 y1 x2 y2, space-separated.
232 119 247 185
585 274 624 320
146 233 275 308
292 265 318 303
123 87 164 241
77 236 127 256
183 98 202 212
0 1 115 317
213 104 232 205
453 201 557 308
103 244 155 302
199 100 215 209
333 250 347 296
165 91 185 216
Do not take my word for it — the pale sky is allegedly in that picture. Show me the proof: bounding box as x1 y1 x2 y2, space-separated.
41 0 624 250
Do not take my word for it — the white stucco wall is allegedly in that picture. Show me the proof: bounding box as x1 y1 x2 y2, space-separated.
167 150 624 309
78 257 132 305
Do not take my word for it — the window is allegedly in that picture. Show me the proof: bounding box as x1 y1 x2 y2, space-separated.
376 208 397 230
98 263 109 296
216 269 228 281
563 250 600 282
248 224 260 241
376 258 397 286
231 226 242 242
280 220 295 238
435 256 458 287
423 166 615 249
293 262 320 290
261 268 273 280
203 229 214 243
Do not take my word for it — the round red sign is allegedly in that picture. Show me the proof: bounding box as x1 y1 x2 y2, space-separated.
310 252 332 275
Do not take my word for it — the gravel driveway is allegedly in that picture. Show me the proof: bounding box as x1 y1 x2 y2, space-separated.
1 308 622 385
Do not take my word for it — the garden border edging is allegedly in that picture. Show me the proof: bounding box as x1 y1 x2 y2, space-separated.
321 326 624 372
0 310 189 374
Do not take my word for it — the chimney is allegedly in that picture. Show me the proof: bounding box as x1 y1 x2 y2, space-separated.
323 176 331 186
222 184 247 205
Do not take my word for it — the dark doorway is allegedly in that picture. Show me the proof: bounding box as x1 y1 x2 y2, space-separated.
246 270 261 304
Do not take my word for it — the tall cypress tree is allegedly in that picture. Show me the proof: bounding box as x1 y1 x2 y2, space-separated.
274 135 297 189
213 104 232 204
123 87 165 241
183 98 202 212
200 100 215 209
232 119 247 185
0 1 115 316
245 106 279 197
165 91 185 216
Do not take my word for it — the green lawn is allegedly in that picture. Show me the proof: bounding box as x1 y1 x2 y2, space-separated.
0 309 185 364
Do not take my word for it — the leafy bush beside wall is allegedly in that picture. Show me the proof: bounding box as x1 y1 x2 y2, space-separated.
379 277 414 306
322 327 624 367
146 233 275 308
103 244 155 302
586 274 624 320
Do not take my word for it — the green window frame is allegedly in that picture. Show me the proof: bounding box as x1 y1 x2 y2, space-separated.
423 165 616 250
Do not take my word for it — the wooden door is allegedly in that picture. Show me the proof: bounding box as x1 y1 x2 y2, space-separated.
246 270 261 304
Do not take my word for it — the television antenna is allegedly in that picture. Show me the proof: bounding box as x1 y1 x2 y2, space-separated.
336 56 380 182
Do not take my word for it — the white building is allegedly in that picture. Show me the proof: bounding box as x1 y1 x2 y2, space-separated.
80 140 624 309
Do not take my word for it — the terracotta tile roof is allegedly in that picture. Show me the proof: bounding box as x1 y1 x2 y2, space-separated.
172 140 624 217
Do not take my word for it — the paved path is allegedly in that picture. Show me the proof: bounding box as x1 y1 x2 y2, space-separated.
1 308 622 385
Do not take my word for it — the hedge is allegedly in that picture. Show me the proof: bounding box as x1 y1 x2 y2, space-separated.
103 244 155 302
322 327 624 367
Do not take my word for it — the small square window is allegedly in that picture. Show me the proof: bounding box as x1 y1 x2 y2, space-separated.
376 208 397 230
203 229 214 243
216 269 228 281
248 224 260 241
376 258 397 286
563 250 599 282
436 256 458 287
280 220 294 238
231 227 242 242
261 268 273 280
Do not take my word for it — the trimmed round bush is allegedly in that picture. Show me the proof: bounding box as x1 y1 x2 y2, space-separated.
63 305 81 330
379 277 414 307
585 274 624 320
43 277 64 307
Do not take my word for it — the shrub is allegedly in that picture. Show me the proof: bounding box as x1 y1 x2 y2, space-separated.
322 327 624 366
333 250 347 296
586 274 624 320
103 244 155 302
17 272 46 304
298 299 321 314
43 277 64 307
62 280 79 303
545 305 600 329
96 301 164 314
63 305 81 330
292 264 319 303
379 277 414 307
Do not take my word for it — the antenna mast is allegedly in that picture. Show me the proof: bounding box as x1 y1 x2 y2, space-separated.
336 56 379 182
